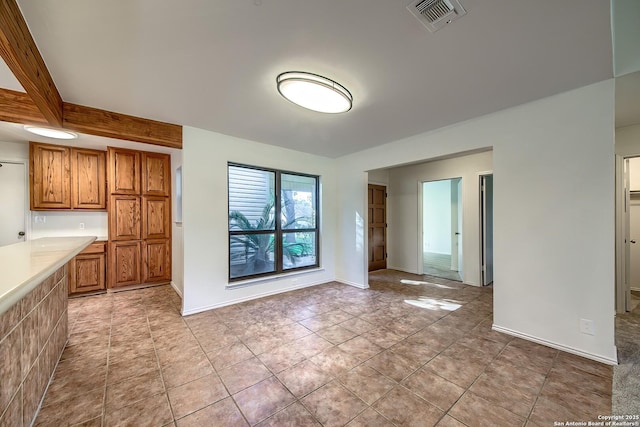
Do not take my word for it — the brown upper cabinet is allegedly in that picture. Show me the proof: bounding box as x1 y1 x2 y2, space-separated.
71 148 106 209
30 142 106 211
30 142 71 210
108 147 140 195
142 152 171 197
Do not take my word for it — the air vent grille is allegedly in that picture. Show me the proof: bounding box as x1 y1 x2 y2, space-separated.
407 0 467 33
416 0 453 23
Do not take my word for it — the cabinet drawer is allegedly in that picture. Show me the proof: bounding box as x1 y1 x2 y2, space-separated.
80 242 106 254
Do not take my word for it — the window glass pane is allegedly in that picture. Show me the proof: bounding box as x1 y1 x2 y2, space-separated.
281 174 316 230
229 166 275 231
230 233 275 278
283 232 317 270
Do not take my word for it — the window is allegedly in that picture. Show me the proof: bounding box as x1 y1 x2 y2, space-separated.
228 163 319 281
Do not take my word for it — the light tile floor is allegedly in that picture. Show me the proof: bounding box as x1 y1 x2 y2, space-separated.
34 270 612 427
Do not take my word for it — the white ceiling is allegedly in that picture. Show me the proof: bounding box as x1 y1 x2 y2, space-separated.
0 1 616 157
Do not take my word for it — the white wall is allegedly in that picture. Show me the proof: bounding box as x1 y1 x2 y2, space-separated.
616 124 640 156
181 126 337 315
628 157 640 191
0 140 28 161
336 80 616 364
612 0 640 77
422 180 452 255
367 169 389 185
386 152 492 284
30 211 107 239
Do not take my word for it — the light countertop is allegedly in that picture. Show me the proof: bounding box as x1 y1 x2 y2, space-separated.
0 236 96 315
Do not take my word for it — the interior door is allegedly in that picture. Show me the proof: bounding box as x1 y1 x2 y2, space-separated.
0 162 26 246
368 184 387 271
629 199 640 293
481 174 494 285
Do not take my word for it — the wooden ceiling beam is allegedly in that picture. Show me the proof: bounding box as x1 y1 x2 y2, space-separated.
0 0 63 126
63 103 183 149
0 87 47 125
0 88 183 149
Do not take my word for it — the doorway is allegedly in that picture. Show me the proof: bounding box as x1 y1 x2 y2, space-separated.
421 178 462 281
615 156 640 313
368 184 387 271
0 161 27 247
480 173 494 286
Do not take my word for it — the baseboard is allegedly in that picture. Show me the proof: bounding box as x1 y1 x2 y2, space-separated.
492 324 618 366
170 281 183 298
181 280 326 316
335 279 369 289
631 287 640 292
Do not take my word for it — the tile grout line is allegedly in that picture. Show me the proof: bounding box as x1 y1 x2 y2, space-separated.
181 309 252 426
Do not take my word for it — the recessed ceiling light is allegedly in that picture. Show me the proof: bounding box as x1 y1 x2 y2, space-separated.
277 72 353 114
24 125 78 140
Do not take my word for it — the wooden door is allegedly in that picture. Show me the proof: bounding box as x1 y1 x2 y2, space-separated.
142 152 170 196
108 147 140 195
368 184 387 271
110 241 141 287
30 142 71 209
69 253 106 293
71 148 106 209
109 195 141 241
142 196 171 239
142 239 172 283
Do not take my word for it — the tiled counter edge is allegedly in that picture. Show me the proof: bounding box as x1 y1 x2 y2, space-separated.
1 265 77 425
0 265 69 426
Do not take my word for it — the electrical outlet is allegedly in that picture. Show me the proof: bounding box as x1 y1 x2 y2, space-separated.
79 223 85 230
580 319 595 336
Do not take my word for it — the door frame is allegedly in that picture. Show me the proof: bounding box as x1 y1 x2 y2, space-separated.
417 177 463 278
479 171 494 286
615 155 631 313
0 158 30 242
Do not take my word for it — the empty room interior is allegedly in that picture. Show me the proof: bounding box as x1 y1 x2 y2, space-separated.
0 1 639 426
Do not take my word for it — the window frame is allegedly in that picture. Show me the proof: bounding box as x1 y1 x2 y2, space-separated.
228 162 320 282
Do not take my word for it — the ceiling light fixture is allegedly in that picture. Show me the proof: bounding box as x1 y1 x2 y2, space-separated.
23 125 78 140
277 72 353 114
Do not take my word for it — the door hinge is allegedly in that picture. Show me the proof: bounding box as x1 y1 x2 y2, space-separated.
386 253 388 258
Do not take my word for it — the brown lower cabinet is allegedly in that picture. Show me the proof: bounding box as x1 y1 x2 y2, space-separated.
69 242 107 294
109 241 142 288
142 239 172 283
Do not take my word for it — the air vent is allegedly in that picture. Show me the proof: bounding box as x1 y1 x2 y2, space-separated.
407 0 467 33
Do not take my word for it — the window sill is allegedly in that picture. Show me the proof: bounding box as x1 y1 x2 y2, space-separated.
226 267 325 289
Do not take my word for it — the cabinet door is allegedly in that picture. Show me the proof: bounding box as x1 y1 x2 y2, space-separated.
142 152 171 196
69 253 106 294
142 196 171 239
30 142 71 209
71 148 106 209
109 195 141 241
142 239 171 283
108 147 140 195
109 241 141 287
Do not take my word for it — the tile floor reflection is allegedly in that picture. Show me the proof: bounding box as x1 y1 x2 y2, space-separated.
34 270 612 426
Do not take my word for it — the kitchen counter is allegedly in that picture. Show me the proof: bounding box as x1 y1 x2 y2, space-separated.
0 236 96 315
